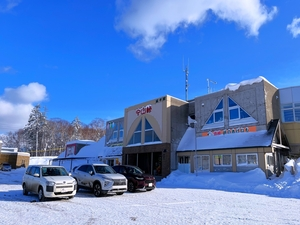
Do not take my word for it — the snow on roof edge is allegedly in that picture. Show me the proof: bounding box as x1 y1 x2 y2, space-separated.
224 76 277 91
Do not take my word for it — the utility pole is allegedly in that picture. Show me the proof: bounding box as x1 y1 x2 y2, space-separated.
36 129 38 156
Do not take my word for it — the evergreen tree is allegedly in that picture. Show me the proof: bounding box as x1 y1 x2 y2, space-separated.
71 116 82 140
24 104 47 156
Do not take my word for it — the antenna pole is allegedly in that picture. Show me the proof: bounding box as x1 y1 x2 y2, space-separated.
183 58 189 101
207 78 217 93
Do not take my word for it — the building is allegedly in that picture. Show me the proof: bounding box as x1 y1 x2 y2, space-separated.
0 141 30 169
279 86 300 157
121 95 189 178
105 117 124 148
58 76 295 179
177 77 290 178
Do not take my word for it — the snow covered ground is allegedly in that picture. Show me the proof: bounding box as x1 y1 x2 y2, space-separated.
1 159 300 225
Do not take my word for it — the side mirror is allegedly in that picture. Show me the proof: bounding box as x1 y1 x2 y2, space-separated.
33 173 40 177
89 171 94 176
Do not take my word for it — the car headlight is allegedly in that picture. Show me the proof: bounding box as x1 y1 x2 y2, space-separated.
72 180 77 185
103 178 113 187
135 177 144 180
46 181 55 186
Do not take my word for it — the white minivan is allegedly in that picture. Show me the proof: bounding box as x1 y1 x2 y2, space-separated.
22 165 77 201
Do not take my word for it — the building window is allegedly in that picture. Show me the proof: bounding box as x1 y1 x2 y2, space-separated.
108 121 121 144
266 154 274 166
282 103 300 122
107 159 114 166
206 99 224 124
119 130 124 139
145 119 160 143
213 154 232 166
229 97 250 120
128 121 142 145
112 131 118 140
236 154 258 166
178 156 189 164
119 123 124 141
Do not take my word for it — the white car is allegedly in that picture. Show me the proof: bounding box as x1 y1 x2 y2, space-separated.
22 165 77 201
72 163 127 197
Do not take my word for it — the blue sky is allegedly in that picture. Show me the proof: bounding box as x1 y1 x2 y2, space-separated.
0 0 300 134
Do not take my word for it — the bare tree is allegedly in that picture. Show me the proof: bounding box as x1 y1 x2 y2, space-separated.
88 118 106 141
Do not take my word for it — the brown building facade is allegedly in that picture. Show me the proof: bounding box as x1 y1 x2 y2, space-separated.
122 95 188 178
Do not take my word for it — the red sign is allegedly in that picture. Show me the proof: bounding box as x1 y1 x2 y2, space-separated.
136 105 152 116
202 126 257 136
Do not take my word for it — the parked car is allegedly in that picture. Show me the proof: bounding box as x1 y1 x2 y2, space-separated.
22 165 77 201
112 165 156 192
72 163 127 197
1 162 12 171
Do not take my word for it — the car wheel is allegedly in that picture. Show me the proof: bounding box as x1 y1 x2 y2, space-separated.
116 192 124 195
93 182 102 197
22 184 28 195
38 187 45 202
128 181 136 193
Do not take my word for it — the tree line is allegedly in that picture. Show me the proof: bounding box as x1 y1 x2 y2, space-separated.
0 104 106 157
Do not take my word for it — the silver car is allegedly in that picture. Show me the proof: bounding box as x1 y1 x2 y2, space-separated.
72 163 127 197
22 165 77 201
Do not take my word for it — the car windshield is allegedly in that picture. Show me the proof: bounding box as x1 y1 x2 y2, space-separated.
94 165 116 174
129 166 143 175
42 167 69 176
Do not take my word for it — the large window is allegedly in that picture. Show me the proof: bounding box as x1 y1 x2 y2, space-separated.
213 154 232 166
282 103 300 122
128 121 142 145
236 154 258 166
119 123 124 141
108 121 124 144
206 99 224 124
145 119 160 143
229 97 250 120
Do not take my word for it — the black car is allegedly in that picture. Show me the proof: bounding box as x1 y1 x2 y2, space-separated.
112 165 156 192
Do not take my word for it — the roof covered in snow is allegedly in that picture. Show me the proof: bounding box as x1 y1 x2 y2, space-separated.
66 140 95 145
57 136 122 159
224 76 277 91
177 127 275 151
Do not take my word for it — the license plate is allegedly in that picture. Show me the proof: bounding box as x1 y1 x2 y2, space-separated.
148 183 152 187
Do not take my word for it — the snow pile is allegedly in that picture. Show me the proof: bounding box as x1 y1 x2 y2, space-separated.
223 76 277 91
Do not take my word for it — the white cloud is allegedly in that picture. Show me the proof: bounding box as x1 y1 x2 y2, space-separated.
0 83 47 134
0 0 21 13
287 17 300 38
0 66 13 73
115 0 277 60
